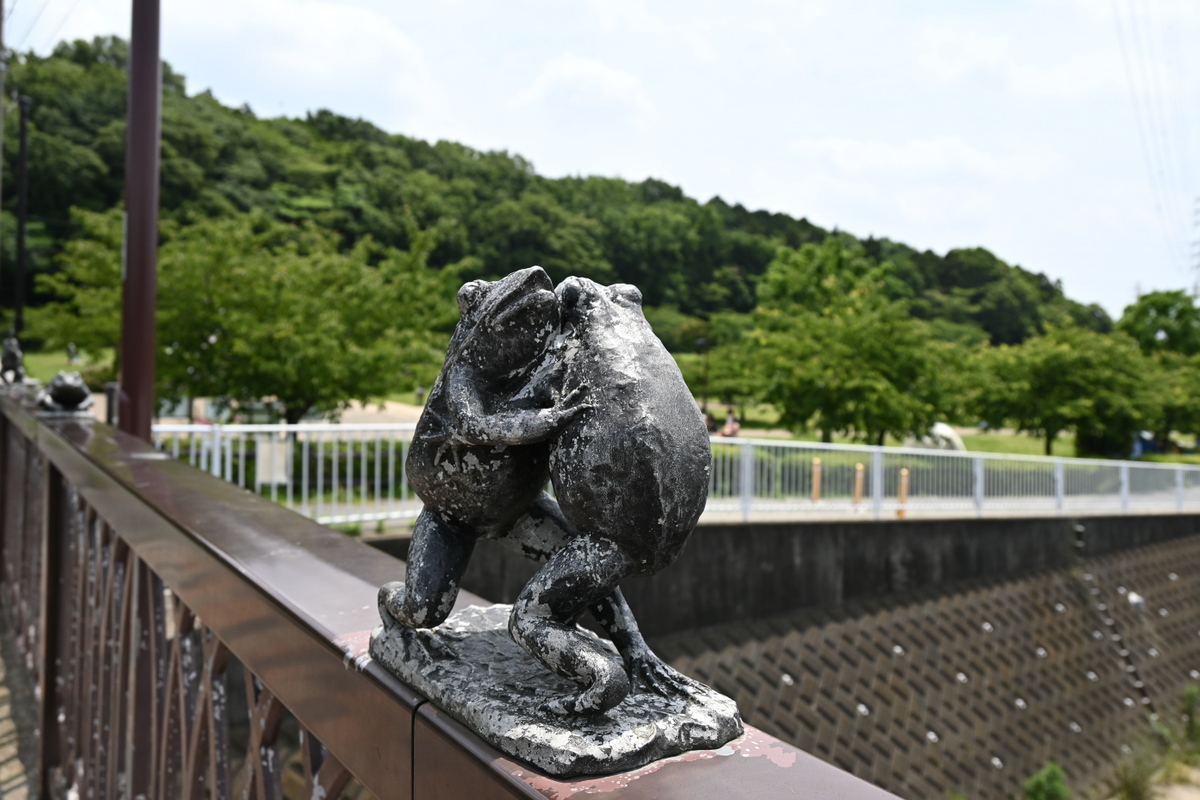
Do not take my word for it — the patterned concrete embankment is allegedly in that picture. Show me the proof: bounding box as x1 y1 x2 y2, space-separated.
651 534 1200 799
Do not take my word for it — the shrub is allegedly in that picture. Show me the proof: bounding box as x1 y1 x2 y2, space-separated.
1114 744 1159 800
1023 762 1071 800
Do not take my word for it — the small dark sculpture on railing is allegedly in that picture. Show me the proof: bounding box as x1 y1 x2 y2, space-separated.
371 266 742 776
37 371 94 413
1 334 25 385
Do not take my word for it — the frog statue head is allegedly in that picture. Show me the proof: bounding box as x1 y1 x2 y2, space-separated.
451 265 559 381
37 370 93 412
1 334 24 384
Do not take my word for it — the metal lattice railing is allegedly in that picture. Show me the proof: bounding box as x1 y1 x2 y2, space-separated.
151 423 1200 524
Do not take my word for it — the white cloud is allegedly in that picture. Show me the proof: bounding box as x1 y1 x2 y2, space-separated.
917 26 1012 83
163 0 449 131
514 54 655 124
916 23 1124 98
790 136 1054 183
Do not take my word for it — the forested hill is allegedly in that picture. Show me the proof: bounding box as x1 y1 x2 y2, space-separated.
2 36 1110 350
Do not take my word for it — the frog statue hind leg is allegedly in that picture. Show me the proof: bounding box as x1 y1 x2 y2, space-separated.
508 535 637 714
501 494 710 714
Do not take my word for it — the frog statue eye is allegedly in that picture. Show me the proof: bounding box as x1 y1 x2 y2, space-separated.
457 281 487 317
608 284 642 308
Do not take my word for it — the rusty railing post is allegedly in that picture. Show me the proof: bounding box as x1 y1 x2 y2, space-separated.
119 0 163 442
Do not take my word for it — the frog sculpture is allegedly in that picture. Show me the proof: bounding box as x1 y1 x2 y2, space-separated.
377 267 702 708
1 335 24 385
37 371 94 413
376 264 733 714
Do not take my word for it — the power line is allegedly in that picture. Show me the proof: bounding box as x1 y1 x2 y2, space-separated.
1112 0 1184 264
1111 0 1196 269
15 0 54 50
38 0 82 50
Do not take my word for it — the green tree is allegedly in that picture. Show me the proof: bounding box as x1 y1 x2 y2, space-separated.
753 239 961 443
31 209 456 422
1141 351 1200 449
975 326 1149 456
1117 290 1200 356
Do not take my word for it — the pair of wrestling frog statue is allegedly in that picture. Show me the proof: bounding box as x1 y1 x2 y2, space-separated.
379 267 713 716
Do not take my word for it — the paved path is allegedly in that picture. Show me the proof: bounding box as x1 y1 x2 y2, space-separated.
0 626 33 799
1159 767 1200 800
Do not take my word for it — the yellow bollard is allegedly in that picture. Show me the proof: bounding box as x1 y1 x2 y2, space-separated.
811 457 822 504
853 462 864 506
898 467 910 519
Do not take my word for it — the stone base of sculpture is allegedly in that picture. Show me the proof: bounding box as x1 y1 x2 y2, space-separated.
369 602 742 777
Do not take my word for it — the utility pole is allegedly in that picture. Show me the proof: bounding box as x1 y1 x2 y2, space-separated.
14 95 27 334
118 0 162 441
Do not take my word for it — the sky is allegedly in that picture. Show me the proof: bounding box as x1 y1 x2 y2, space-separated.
7 0 1200 317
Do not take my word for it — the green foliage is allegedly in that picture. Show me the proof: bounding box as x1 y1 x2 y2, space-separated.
1113 742 1159 800
1022 762 1071 800
1118 290 1200 356
752 238 964 444
1142 351 1200 448
974 327 1148 456
5 36 1110 341
31 209 456 422
1183 686 1200 747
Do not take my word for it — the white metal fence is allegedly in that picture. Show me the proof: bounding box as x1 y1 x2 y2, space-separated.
152 423 420 526
151 423 1200 526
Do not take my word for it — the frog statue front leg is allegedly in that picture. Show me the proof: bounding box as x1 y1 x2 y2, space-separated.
381 360 589 631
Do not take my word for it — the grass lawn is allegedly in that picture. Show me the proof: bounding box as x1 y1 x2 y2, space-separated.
21 348 113 384
1143 453 1200 466
711 399 1080 457
959 430 1076 458
23 350 73 382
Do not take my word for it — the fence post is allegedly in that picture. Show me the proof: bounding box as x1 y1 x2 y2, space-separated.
1055 460 1065 516
871 449 883 521
1177 467 1185 512
210 423 222 478
1119 464 1129 515
740 441 753 523
973 456 985 518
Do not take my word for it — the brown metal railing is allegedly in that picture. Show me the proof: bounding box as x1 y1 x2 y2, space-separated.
0 393 897 799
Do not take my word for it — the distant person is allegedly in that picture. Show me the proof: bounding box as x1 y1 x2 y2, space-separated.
719 410 740 438
66 342 79 364
705 410 717 432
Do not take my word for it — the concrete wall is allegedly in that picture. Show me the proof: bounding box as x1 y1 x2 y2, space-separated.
657 533 1200 799
369 514 1200 637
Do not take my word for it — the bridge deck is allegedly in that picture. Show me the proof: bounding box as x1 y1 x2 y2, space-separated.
0 623 32 800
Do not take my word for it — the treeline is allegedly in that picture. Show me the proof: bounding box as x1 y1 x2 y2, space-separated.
6 37 1106 340
681 237 1199 457
7 37 1189 454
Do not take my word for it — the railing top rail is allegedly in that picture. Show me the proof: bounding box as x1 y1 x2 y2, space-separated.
712 435 1198 471
152 421 418 433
